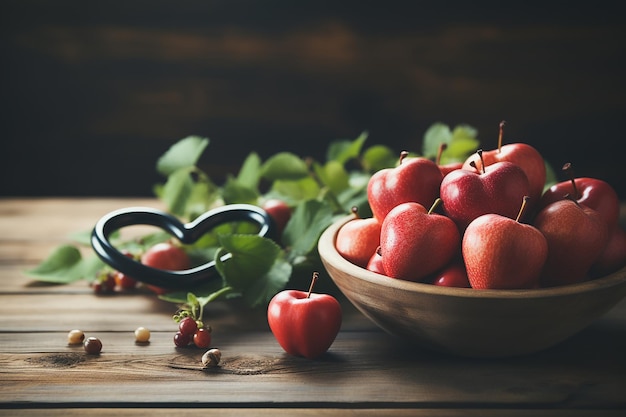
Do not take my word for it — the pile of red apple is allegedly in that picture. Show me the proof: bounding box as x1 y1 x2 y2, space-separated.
335 122 626 289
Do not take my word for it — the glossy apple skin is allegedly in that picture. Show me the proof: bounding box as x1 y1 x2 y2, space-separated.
267 289 342 360
439 162 463 177
463 143 546 207
262 199 292 238
440 161 530 231
540 178 620 227
589 225 626 278
380 202 460 282
429 262 471 288
141 242 191 295
367 156 443 222
366 249 386 275
534 199 609 287
335 217 381 268
462 213 548 289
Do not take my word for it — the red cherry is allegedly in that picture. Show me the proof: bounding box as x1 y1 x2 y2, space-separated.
178 317 198 337
193 328 212 349
173 331 191 347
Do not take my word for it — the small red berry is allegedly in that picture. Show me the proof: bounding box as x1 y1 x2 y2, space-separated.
178 316 198 336
173 331 191 347
193 327 211 349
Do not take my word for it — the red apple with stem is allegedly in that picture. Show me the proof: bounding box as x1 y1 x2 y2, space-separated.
335 207 381 268
267 272 342 359
534 197 609 287
367 151 443 221
380 199 460 282
436 143 463 177
539 163 620 227
463 121 546 207
440 149 531 231
462 196 548 289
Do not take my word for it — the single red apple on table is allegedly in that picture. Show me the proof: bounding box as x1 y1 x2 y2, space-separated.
462 197 548 289
440 150 531 231
462 121 546 207
367 151 443 222
335 207 381 269
267 272 342 360
380 199 460 282
534 198 609 287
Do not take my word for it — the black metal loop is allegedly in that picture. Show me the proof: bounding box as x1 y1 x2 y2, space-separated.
91 204 277 290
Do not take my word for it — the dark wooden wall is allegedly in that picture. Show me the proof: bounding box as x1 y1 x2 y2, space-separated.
2 1 625 197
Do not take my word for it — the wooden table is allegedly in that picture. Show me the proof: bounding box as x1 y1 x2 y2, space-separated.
1 198 625 416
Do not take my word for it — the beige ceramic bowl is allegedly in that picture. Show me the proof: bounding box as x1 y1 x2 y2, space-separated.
318 216 626 358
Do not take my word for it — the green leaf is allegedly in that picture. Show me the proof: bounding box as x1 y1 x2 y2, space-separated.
313 160 350 195
261 152 310 181
241 257 292 307
422 122 452 159
24 245 90 283
156 136 209 176
161 167 194 216
214 235 282 293
271 177 321 201
361 145 397 172
282 199 334 259
222 175 259 205
326 131 368 165
237 152 262 190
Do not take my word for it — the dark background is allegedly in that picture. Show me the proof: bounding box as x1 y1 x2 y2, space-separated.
2 1 625 197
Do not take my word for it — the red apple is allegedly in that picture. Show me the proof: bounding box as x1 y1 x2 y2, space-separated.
534 198 609 287
366 247 386 275
380 200 460 282
462 121 546 207
462 197 548 289
262 198 292 238
428 260 471 288
141 241 190 294
267 272 342 359
436 143 463 177
539 163 620 227
440 151 531 231
367 151 443 221
335 207 382 268
589 225 626 278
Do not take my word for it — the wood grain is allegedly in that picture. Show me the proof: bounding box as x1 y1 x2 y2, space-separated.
1 198 625 415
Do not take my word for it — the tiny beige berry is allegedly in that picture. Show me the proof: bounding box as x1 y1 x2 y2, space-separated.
202 348 221 367
134 327 150 343
67 329 85 345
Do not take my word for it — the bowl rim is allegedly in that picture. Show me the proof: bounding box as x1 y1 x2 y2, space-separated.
318 215 626 299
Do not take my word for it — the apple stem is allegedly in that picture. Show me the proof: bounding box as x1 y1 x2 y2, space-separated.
515 196 530 222
475 149 486 174
562 162 581 200
497 120 506 153
399 151 409 165
436 143 447 165
350 206 360 219
428 198 443 214
307 272 319 298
